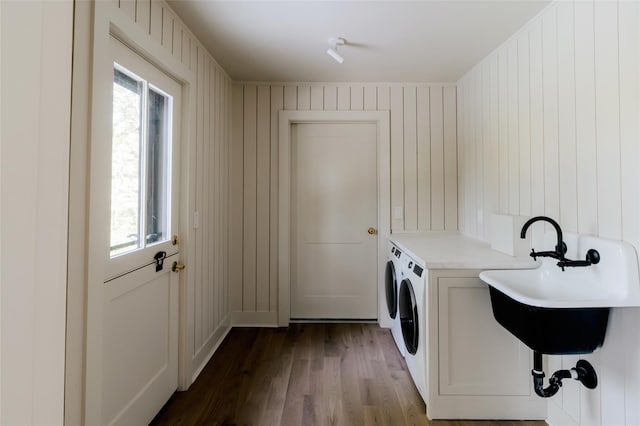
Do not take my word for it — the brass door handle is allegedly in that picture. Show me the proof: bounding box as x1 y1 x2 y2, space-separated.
367 227 377 235
172 261 185 272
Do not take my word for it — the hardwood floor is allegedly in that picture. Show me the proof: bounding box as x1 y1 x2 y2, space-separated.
151 323 546 426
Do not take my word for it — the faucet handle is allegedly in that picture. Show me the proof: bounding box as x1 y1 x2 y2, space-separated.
586 249 600 264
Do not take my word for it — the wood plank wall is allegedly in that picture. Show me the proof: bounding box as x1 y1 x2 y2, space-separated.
230 83 458 321
457 2 639 425
114 0 232 378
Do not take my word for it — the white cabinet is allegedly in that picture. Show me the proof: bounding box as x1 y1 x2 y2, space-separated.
424 269 546 419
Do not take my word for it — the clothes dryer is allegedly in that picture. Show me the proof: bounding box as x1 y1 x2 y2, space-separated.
400 254 426 401
385 242 405 357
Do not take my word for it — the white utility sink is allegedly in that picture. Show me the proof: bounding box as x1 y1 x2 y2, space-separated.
480 233 640 309
481 232 640 354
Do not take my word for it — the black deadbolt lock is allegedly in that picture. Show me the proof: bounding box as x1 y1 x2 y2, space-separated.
154 251 167 272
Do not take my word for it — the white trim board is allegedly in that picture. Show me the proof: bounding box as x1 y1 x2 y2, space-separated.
277 110 391 326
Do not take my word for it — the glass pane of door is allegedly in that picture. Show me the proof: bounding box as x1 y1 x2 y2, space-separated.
111 68 143 256
145 88 170 246
110 66 173 257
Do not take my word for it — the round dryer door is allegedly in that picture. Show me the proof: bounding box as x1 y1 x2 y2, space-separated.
385 261 398 319
399 279 419 355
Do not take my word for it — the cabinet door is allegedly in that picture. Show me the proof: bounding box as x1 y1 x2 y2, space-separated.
438 277 530 396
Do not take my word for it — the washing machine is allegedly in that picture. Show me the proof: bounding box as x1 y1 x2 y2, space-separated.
386 241 405 357
399 253 426 401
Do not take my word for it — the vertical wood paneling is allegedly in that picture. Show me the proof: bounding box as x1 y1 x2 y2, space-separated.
190 39 198 81
337 86 350 110
181 30 190 67
390 86 404 230
456 77 470 233
473 70 482 236
497 51 508 214
594 3 624 422
481 62 491 239
443 86 457 231
172 24 183 62
594 1 621 240
364 86 377 111
284 86 297 110
574 1 598 236
243 86 257 312
194 47 205 349
256 86 271 312
231 82 457 319
403 87 418 230
201 57 210 339
351 85 364 111
270 86 284 312
417 86 431 230
120 0 136 22
488 56 500 236
619 0 640 254
136 0 150 34
297 86 310 110
377 86 390 110
218 70 225 328
150 1 162 44
225 78 231 321
457 3 640 423
507 40 519 215
230 85 244 313
517 34 531 218
161 6 173 55
323 86 337 111
310 86 323 111
208 65 216 330
465 76 475 234
556 1 578 233
529 23 545 244
430 87 445 230
542 7 560 221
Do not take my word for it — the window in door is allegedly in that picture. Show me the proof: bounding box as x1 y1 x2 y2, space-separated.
110 64 172 257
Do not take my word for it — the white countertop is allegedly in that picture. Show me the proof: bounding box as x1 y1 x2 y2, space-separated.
390 231 538 270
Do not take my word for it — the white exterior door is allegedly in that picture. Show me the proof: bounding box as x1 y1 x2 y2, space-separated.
290 123 378 319
90 36 182 425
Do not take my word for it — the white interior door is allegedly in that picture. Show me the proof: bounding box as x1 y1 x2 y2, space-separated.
97 36 182 425
291 122 378 319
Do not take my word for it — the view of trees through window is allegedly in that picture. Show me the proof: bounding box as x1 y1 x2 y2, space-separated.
110 65 171 257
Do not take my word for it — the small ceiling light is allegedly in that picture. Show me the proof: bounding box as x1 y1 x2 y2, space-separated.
327 37 346 64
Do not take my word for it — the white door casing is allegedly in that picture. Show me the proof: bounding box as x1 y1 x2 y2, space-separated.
84 5 196 425
278 111 391 326
290 123 378 319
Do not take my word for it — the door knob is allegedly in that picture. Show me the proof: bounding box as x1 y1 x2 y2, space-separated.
368 227 377 235
172 261 185 272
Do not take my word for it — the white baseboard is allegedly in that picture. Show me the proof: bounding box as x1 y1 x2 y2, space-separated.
188 317 231 386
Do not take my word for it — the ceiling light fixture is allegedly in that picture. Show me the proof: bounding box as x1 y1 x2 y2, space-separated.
327 37 346 64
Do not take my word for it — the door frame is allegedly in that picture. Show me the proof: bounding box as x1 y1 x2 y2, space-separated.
80 3 197 424
278 111 391 326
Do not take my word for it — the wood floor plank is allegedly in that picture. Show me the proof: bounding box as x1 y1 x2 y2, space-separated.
150 324 547 426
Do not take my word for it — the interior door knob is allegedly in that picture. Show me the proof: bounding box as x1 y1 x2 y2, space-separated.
172 261 185 272
368 227 377 235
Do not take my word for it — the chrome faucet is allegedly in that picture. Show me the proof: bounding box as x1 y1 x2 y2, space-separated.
520 216 600 271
